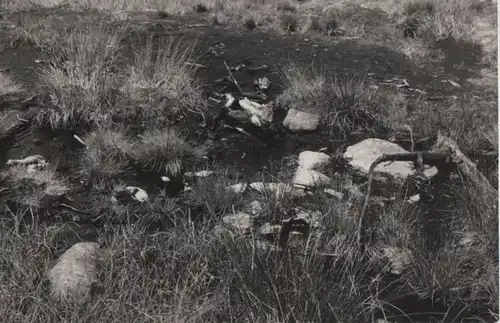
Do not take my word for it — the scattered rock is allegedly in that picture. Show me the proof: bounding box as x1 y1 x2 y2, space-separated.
254 77 270 91
223 212 253 232
238 98 274 125
47 242 101 303
297 151 331 171
125 186 148 203
226 183 248 194
283 108 320 132
407 194 420 204
224 93 236 108
383 246 412 275
293 168 331 187
343 139 438 179
259 222 282 235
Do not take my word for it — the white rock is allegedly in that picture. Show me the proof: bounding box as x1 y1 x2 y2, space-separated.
383 247 412 275
238 97 273 124
47 242 101 303
250 114 262 127
293 168 331 187
283 109 320 132
259 223 282 235
254 77 270 90
407 194 420 204
226 183 248 194
298 151 331 170
343 139 438 179
125 186 148 202
224 93 235 108
161 176 171 182
223 212 253 232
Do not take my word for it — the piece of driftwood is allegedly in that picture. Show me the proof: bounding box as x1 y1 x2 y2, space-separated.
356 133 496 251
223 61 267 100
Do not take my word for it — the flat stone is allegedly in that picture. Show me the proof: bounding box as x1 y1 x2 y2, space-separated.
293 168 331 187
283 108 320 132
344 138 438 179
298 151 331 170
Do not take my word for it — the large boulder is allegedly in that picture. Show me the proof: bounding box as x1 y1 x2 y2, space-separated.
47 242 101 303
343 138 437 179
283 109 320 132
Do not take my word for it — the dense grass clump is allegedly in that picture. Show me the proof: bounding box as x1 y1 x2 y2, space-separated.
36 22 125 129
133 128 206 176
79 126 136 183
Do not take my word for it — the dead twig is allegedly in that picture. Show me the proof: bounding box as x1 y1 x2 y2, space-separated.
223 61 267 100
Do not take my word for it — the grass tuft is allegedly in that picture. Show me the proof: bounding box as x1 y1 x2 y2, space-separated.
0 165 70 210
119 36 204 126
133 128 206 176
36 21 125 129
79 126 135 183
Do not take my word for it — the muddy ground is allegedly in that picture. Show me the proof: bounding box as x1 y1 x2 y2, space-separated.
0 10 489 177
0 8 497 322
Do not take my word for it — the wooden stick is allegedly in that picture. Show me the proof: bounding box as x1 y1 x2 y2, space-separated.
356 148 454 250
223 61 267 100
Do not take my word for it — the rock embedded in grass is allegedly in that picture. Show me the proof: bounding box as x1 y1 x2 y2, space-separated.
283 108 320 132
48 242 101 303
343 138 438 180
293 168 331 187
297 151 331 170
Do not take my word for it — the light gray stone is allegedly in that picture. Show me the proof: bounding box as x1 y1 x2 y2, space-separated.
344 138 438 179
48 242 101 303
283 108 320 132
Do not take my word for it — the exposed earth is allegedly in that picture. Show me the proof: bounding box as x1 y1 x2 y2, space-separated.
0 3 498 323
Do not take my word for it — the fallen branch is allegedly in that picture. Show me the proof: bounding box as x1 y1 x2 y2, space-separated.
223 61 267 100
432 132 497 196
356 148 454 251
356 133 498 251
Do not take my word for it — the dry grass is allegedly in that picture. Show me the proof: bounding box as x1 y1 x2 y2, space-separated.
276 64 392 138
79 126 136 184
133 128 206 176
119 36 204 126
0 165 70 210
36 21 125 129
